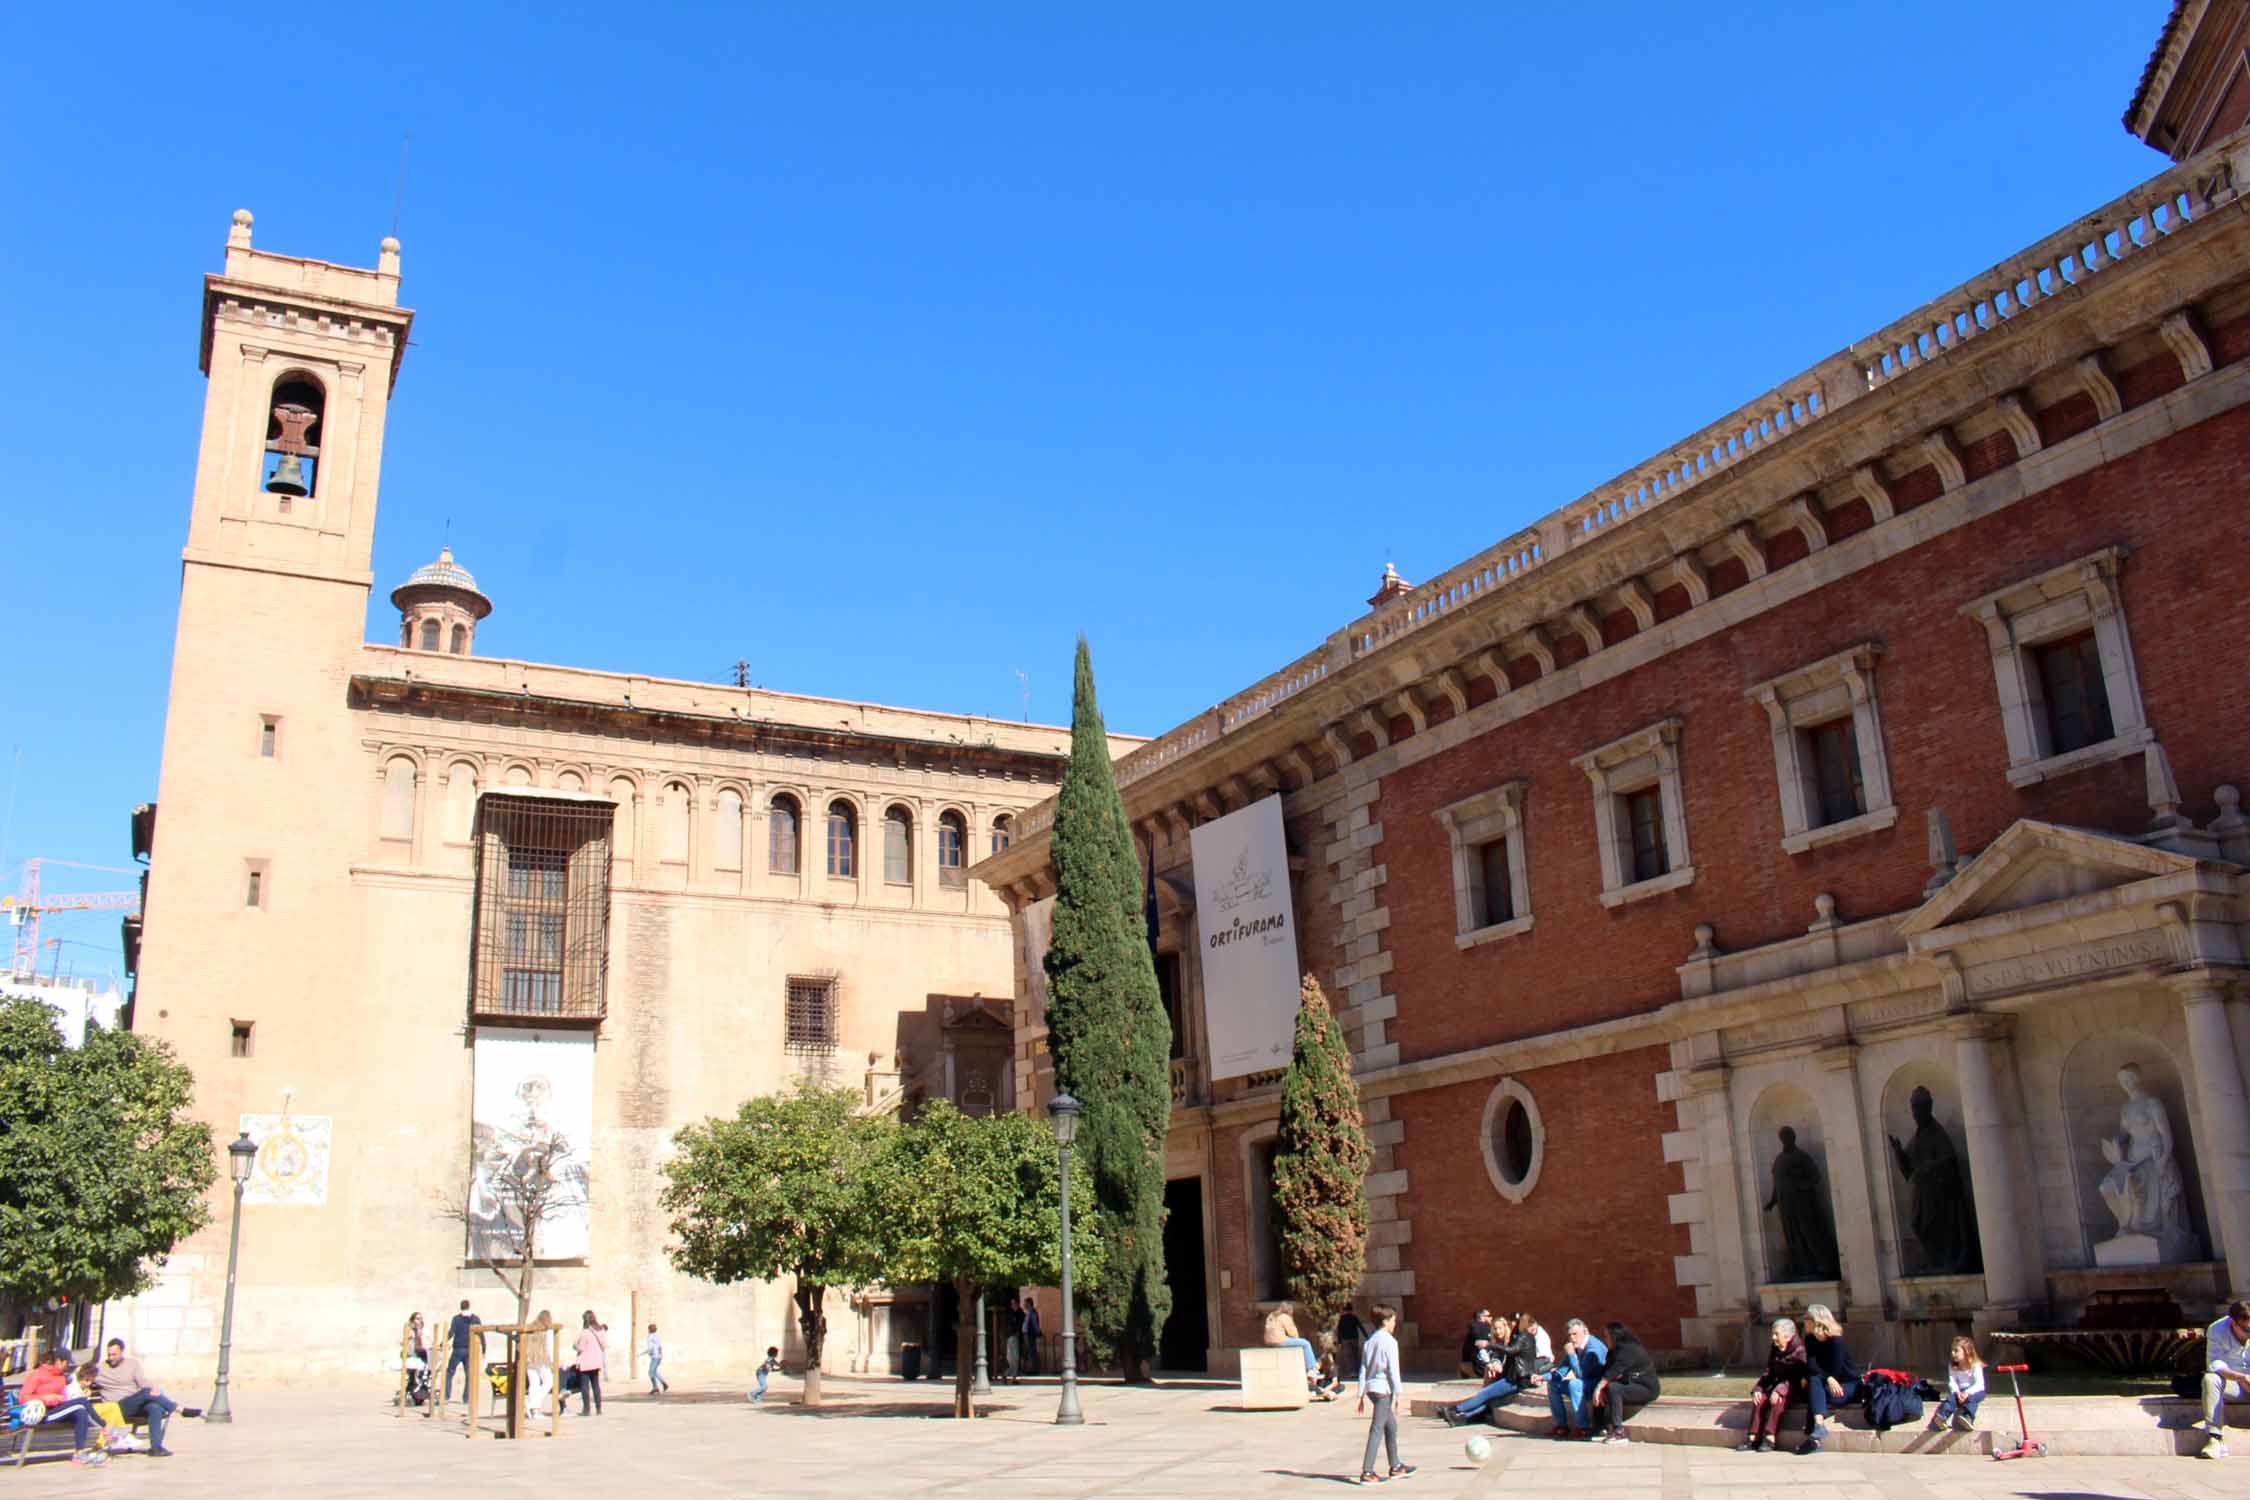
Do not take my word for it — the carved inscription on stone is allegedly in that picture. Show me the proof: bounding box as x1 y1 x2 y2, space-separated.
1848 991 1946 1034
1722 1010 1836 1056
1963 932 2166 997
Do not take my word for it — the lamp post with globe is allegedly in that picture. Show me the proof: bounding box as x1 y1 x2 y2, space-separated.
1049 1093 1084 1427
206 1131 259 1423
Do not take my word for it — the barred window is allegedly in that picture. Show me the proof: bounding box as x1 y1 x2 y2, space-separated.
785 976 838 1052
938 810 968 887
470 795 614 1023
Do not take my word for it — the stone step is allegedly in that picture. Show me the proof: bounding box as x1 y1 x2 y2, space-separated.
1410 1380 2246 1459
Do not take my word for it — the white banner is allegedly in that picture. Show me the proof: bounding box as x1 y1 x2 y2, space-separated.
469 1031 594 1262
1190 795 1300 1080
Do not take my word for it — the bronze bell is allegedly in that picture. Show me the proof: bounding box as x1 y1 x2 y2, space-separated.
264 453 310 496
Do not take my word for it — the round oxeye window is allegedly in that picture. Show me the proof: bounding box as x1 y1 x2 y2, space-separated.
1479 1078 1544 1204
1498 1097 1534 1185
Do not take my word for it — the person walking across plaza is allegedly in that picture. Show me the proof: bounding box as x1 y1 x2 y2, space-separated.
1353 1302 1413 1485
443 1299 478 1406
1334 1305 1365 1392
644 1323 669 1395
1020 1296 1042 1376
572 1310 607 1415
751 1346 780 1403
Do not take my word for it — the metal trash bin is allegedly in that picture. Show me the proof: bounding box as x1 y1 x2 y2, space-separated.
900 1343 923 1380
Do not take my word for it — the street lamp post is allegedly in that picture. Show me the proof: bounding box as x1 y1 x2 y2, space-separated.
206 1131 259 1424
972 1292 992 1397
1049 1093 1084 1427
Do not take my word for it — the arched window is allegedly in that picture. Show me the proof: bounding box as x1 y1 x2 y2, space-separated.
990 814 1013 856
447 763 480 843
450 624 468 654
827 800 857 878
662 781 691 864
939 810 968 887
607 776 636 866
418 618 440 651
400 620 413 647
380 757 416 842
262 373 324 501
716 788 744 869
883 806 914 884
769 794 801 875
556 770 585 792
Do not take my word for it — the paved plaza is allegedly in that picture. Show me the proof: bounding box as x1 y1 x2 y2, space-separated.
10 1377 2244 1499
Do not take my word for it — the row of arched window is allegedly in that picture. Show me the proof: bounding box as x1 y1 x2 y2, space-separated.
376 757 1018 880
403 618 471 653
763 795 1012 879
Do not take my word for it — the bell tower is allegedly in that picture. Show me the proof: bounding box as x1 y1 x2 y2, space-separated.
137 213 415 1178
185 208 412 580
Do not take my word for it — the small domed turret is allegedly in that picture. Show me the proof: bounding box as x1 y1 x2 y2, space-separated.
391 545 492 655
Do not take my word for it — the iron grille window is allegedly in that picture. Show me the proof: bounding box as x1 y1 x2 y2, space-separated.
769 796 800 875
469 795 614 1024
939 811 967 887
786 976 838 1052
1625 787 1668 884
2035 631 2114 755
1477 838 1514 926
1805 719 1866 827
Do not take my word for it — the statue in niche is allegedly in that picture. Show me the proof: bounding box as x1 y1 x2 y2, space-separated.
2094 1063 2196 1265
1887 1086 1982 1274
1763 1126 1840 1282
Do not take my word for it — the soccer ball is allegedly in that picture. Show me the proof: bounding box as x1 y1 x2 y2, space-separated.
1464 1433 1492 1465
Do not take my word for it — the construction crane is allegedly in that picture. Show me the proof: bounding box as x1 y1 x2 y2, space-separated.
2 859 141 980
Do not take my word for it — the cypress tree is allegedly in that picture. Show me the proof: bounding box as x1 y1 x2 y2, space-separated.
1042 637 1172 1381
1272 973 1369 1361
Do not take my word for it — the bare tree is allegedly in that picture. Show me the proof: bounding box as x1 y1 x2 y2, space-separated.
436 1124 587 1330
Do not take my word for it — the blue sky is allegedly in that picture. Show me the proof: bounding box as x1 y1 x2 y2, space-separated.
0 3 2169 975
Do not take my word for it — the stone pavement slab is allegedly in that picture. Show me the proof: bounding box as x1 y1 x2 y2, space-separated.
4 1378 2242 1498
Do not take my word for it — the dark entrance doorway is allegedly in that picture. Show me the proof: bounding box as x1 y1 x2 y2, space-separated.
1159 1176 1210 1372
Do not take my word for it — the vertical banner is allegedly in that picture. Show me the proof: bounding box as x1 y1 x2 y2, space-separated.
469 1030 594 1262
1190 795 1301 1080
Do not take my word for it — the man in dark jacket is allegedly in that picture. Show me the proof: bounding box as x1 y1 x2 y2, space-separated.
1590 1323 1661 1443
443 1300 479 1405
1458 1308 1495 1378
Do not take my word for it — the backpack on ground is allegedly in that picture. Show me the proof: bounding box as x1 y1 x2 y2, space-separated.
1860 1368 1924 1432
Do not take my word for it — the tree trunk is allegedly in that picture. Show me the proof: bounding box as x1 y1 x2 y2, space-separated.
797 1284 826 1406
1122 1349 1150 1384
952 1276 979 1418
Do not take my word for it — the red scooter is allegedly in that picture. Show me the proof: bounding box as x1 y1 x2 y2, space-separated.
1989 1364 2048 1460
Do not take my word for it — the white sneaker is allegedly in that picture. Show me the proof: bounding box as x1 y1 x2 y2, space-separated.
2200 1439 2228 1460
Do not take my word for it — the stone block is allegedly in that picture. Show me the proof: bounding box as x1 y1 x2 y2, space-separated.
1661 1130 1697 1164
1365 1119 1405 1147
1363 1096 1392 1124
1673 1253 1714 1287
1364 1169 1409 1199
1236 1346 1310 1410
1368 1217 1413 1247
1667 1190 1705 1226
1369 1243 1401 1271
1358 1041 1401 1071
1364 1269 1416 1297
1359 992 1398 1024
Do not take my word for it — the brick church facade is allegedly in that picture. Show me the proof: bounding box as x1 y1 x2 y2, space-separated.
976 8 2250 1374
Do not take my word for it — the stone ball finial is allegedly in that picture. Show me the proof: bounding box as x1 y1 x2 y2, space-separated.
233 209 254 227
2219 783 2242 814
380 236 401 253
1814 892 1837 920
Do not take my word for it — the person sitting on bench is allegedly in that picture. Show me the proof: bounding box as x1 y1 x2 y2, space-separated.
91 1339 177 1457
17 1352 105 1464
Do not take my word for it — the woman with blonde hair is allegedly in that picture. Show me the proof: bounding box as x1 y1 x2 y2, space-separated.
521 1310 557 1418
1796 1303 1861 1454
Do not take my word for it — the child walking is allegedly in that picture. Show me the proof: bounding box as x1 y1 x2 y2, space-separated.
1353 1302 1415 1485
1928 1336 1985 1431
750 1346 780 1404
644 1323 668 1395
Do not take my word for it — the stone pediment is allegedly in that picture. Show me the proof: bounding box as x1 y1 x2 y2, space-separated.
938 994 1015 1033
1897 820 2202 939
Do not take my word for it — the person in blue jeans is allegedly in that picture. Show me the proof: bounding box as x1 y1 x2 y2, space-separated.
1927 1337 1984 1430
1545 1318 1608 1437
1442 1314 1535 1423
1797 1303 1861 1454
751 1346 779 1403
443 1300 479 1405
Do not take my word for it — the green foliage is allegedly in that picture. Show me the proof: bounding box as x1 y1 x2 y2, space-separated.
1041 637 1171 1373
660 1081 896 1398
884 1100 1105 1296
0 998 217 1305
1273 974 1369 1340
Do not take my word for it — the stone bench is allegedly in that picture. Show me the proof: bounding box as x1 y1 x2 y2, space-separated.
1237 1347 1310 1410
1408 1380 2247 1458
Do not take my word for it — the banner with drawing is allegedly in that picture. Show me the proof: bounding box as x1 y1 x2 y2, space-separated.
1189 795 1301 1080
468 1030 593 1262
